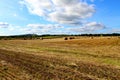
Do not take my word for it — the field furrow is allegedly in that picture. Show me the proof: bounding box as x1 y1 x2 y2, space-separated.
0 37 119 80
0 49 119 80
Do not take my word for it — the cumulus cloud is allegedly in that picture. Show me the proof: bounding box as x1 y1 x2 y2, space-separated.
0 22 10 28
85 22 105 30
19 0 106 33
20 0 95 25
0 22 64 35
69 22 105 32
108 28 120 33
20 0 52 16
22 23 64 34
27 24 63 29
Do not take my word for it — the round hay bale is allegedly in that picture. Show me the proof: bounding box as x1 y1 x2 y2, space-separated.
64 37 68 40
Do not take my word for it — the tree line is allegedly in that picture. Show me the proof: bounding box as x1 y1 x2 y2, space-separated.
0 33 119 40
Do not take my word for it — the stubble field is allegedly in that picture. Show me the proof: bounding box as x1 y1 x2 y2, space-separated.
0 37 120 80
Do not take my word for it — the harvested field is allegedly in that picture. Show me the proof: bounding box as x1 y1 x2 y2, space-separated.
0 37 120 80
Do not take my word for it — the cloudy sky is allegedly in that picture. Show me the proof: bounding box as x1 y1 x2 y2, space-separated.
0 0 120 35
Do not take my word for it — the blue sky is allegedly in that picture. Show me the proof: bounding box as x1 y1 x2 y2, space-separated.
0 0 120 35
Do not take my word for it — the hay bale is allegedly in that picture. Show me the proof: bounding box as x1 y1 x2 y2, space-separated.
41 37 43 40
23 38 27 40
69 37 75 40
107 37 111 39
64 37 68 40
91 36 94 39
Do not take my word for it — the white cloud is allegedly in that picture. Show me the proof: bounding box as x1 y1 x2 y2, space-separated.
0 22 20 31
108 28 120 33
0 22 64 35
0 22 24 35
0 22 10 28
69 22 105 32
19 0 106 33
27 24 63 29
85 22 105 30
22 0 52 16
22 23 64 34
21 0 95 25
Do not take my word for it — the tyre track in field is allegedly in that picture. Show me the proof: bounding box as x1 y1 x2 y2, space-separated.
0 50 98 80
0 66 21 80
0 49 120 80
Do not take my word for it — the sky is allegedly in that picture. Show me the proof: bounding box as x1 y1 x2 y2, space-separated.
0 0 120 35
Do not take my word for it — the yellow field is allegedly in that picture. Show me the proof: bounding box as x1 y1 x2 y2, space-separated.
0 37 120 80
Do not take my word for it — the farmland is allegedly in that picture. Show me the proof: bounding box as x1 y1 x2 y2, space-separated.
0 37 120 80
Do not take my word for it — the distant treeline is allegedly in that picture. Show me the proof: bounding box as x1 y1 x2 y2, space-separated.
79 33 120 36
0 33 120 40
